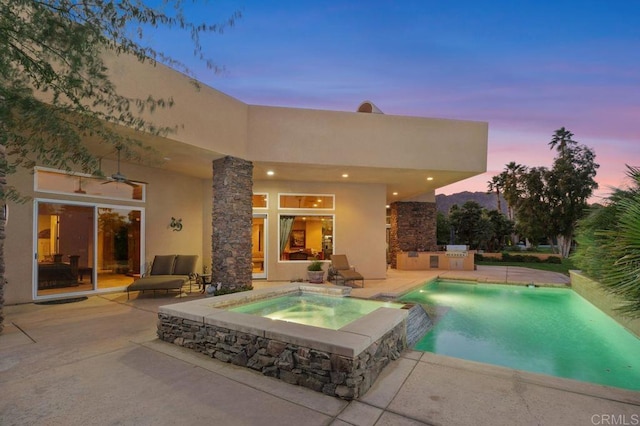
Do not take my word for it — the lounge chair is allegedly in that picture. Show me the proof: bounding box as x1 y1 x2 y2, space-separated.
127 254 198 299
330 254 364 287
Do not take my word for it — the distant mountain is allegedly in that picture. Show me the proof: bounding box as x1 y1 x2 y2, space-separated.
436 191 507 215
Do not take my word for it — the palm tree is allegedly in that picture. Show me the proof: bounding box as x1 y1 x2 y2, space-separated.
599 166 640 317
487 175 503 213
502 162 526 221
548 127 576 155
574 165 640 317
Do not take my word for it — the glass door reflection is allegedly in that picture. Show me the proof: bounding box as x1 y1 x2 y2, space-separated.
97 208 141 290
36 202 94 296
252 214 267 279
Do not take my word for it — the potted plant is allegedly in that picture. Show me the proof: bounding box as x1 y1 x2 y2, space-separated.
307 260 325 284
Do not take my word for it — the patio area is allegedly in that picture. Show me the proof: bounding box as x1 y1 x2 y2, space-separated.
1 267 638 425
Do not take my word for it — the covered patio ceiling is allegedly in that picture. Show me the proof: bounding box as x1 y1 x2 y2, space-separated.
90 133 480 203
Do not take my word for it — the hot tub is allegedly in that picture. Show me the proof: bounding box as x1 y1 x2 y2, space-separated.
157 284 410 400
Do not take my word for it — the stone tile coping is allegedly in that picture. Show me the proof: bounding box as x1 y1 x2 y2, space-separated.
159 284 408 357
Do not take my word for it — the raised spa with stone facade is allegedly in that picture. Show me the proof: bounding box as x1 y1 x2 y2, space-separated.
157 284 415 400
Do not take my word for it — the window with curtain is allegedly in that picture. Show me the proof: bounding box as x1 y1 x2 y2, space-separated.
279 215 333 261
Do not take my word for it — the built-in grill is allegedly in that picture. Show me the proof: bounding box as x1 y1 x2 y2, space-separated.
445 245 469 258
445 245 469 270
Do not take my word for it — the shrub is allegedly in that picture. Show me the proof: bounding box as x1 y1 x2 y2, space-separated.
502 252 526 262
213 285 254 296
307 260 324 271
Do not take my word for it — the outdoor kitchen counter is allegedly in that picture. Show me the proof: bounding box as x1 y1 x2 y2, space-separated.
396 250 476 271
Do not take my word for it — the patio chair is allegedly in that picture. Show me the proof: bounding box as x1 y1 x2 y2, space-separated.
330 254 364 287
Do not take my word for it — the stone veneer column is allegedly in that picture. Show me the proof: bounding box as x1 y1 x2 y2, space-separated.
212 156 253 291
389 201 437 268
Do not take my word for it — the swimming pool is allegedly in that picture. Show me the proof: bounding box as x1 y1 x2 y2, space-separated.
400 280 640 391
229 292 403 330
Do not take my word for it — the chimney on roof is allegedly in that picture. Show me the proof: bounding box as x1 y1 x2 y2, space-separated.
356 100 383 114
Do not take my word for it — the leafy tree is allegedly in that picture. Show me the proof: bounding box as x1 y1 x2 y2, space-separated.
1 0 240 200
573 166 640 317
514 166 550 249
488 128 598 257
0 0 240 332
485 210 514 252
449 201 493 250
436 211 451 246
545 127 599 257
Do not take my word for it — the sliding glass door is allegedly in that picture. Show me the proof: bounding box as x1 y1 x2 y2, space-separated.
35 200 143 297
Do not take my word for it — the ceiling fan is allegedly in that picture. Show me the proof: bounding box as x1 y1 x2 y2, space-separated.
74 177 86 194
102 146 147 187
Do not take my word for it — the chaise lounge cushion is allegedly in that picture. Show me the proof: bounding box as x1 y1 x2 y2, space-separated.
173 255 198 276
127 254 198 298
127 276 187 292
150 255 177 275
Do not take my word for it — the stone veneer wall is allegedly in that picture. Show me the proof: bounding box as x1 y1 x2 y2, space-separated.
389 201 437 268
157 314 406 400
212 156 253 290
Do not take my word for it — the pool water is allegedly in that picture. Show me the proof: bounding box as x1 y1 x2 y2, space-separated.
401 280 640 391
229 293 402 330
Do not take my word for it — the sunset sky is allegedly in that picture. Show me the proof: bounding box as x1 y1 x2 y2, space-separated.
154 1 639 202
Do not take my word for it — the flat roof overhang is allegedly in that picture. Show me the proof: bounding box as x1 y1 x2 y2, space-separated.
49 52 488 203
85 127 485 204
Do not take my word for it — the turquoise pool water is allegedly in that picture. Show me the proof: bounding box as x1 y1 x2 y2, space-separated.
401 280 640 391
229 293 402 330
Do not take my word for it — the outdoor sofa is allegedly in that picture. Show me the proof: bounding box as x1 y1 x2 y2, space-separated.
127 254 198 299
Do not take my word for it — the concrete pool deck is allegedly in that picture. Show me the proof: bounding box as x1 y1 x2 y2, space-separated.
1 266 638 425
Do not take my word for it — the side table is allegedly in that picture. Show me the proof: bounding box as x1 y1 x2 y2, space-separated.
198 274 212 293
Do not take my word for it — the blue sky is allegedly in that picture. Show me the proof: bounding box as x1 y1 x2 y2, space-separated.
151 0 639 201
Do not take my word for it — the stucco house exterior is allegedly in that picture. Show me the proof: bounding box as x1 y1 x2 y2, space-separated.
4 52 487 304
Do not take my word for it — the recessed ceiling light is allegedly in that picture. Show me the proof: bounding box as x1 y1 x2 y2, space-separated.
385 204 390 208
426 176 434 181
266 170 275 176
393 192 398 196
342 173 349 178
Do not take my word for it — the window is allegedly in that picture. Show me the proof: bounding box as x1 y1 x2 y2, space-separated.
279 194 334 210
279 215 333 261
35 168 145 202
252 193 268 208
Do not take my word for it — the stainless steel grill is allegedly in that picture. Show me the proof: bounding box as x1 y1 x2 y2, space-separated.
445 245 468 257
